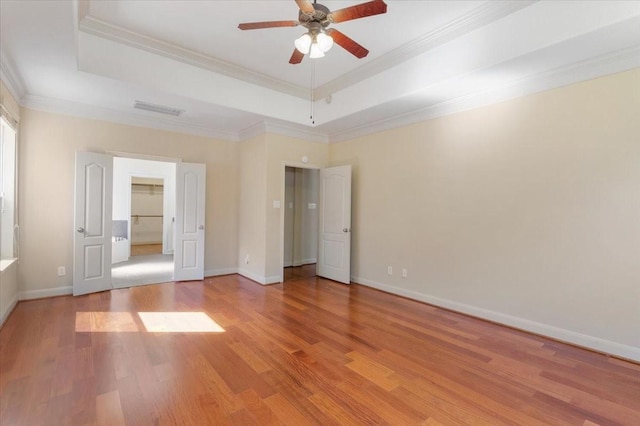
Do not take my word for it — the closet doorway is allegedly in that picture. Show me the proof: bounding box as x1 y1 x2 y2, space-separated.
283 166 319 282
130 177 164 256
111 157 176 289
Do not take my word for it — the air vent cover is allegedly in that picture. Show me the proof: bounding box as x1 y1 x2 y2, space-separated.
134 100 184 117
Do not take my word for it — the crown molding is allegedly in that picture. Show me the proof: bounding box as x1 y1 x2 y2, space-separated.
20 93 332 143
78 1 537 104
237 121 267 141
315 0 538 100
78 14 309 100
329 46 640 143
0 50 27 104
264 120 329 144
238 120 329 144
17 45 637 147
22 94 240 141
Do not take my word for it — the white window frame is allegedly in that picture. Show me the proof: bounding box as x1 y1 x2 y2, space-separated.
0 115 18 263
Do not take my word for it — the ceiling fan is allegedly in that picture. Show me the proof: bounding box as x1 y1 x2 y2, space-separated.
238 0 387 64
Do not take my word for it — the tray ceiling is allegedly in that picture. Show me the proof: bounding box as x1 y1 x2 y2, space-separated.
1 1 638 142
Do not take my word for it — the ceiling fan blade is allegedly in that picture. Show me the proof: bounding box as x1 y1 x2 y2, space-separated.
295 0 315 14
238 20 299 30
326 29 369 58
329 0 387 23
289 48 304 64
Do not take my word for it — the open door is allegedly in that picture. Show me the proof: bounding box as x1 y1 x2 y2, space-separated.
317 165 351 284
174 162 206 281
73 152 113 295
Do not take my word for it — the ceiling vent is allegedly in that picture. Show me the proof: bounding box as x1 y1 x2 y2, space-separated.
134 100 184 117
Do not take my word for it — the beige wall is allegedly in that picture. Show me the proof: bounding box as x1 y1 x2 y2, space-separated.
9 69 639 360
19 108 239 296
283 167 295 266
237 134 267 281
329 69 640 360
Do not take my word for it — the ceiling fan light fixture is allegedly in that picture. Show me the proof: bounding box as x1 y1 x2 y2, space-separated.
309 42 325 59
316 32 334 52
294 33 312 54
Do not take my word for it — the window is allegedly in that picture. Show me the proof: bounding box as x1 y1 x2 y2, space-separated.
0 116 17 261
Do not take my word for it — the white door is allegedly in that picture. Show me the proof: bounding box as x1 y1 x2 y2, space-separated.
317 165 352 284
174 162 206 281
73 152 113 295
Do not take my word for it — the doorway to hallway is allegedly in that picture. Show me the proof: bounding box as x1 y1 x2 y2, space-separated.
283 166 319 282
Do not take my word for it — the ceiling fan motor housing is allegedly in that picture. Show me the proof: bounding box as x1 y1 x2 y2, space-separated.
299 3 331 29
238 0 387 63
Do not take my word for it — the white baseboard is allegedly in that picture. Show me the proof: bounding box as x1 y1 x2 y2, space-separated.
0 294 18 327
237 268 267 285
236 268 282 285
292 258 317 267
264 275 281 285
20 286 73 300
352 276 640 363
204 267 238 277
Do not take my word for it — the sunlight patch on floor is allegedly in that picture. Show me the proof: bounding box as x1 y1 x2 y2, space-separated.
75 312 140 332
138 312 225 333
75 311 225 333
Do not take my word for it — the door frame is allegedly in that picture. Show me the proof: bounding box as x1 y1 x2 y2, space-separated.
278 161 321 283
110 152 181 260
76 150 208 294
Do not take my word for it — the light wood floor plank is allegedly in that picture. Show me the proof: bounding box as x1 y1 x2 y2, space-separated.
95 390 125 426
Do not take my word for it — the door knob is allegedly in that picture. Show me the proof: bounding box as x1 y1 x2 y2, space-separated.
199 225 204 230
343 228 350 233
77 227 85 233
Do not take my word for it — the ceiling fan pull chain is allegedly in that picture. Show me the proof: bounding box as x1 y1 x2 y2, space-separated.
310 61 315 124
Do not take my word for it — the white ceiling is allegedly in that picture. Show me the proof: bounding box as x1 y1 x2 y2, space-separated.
1 0 639 142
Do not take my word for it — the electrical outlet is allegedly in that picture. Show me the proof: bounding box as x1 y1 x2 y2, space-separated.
402 268 407 278
57 266 66 276
387 266 393 275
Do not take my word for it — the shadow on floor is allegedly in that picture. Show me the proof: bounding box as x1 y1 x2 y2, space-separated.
283 264 316 282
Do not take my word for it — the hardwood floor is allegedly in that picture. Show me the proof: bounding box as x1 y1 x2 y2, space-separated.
283 264 317 282
131 244 162 256
1 275 639 425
